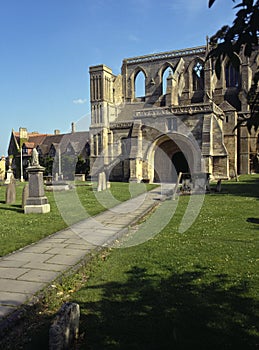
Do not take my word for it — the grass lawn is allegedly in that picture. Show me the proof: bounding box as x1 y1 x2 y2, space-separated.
1 175 259 349
0 181 156 256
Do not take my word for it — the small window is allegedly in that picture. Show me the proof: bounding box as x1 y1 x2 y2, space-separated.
225 61 240 88
135 71 145 99
162 67 173 95
193 62 204 91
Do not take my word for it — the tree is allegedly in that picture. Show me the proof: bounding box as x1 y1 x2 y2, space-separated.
40 156 54 176
76 155 90 176
207 0 259 131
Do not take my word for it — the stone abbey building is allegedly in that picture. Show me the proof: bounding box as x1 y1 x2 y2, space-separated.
89 44 259 183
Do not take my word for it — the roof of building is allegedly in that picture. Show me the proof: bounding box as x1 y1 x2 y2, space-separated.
12 132 49 149
23 142 35 148
10 129 89 157
37 131 89 155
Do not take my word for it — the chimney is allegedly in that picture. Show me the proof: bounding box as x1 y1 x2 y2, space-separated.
19 127 28 140
71 122 75 133
54 129 60 135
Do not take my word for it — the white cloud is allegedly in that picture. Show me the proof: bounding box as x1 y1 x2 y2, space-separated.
73 98 87 105
129 34 140 42
169 0 205 15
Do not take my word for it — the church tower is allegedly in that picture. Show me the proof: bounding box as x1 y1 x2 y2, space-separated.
89 64 115 126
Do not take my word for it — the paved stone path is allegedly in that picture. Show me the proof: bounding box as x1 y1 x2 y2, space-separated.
0 185 173 322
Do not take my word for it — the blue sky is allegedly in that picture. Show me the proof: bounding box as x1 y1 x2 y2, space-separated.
0 0 236 155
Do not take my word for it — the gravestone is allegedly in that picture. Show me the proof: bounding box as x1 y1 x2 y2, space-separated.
97 171 107 192
5 181 16 204
22 183 29 209
102 171 107 191
49 302 80 350
97 172 103 192
24 153 50 214
215 179 222 192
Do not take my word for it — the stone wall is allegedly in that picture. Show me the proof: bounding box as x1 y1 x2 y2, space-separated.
89 45 259 181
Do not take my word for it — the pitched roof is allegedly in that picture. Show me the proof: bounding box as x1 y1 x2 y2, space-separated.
34 131 89 156
23 142 35 148
12 132 49 149
28 134 48 144
10 129 89 157
219 100 236 112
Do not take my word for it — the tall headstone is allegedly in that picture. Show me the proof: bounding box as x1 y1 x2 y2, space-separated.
5 181 16 204
97 172 103 192
102 171 107 191
97 171 107 192
24 149 50 214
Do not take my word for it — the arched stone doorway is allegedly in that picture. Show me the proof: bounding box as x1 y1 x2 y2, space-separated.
151 135 194 183
172 151 189 175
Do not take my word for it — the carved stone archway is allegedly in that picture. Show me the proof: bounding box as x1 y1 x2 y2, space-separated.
146 133 200 183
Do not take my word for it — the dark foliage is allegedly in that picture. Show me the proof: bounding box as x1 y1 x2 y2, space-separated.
207 0 259 131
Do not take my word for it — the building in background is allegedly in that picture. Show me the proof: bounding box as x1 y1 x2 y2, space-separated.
89 44 259 182
0 156 5 181
7 124 90 180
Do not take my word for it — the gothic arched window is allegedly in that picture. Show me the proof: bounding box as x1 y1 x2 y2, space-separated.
225 61 240 88
134 70 145 99
192 61 204 91
162 67 173 95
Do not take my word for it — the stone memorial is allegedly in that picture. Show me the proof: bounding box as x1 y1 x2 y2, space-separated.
5 157 14 184
97 172 102 192
24 148 50 214
5 181 16 204
97 171 107 192
4 168 14 184
49 302 80 350
215 179 222 192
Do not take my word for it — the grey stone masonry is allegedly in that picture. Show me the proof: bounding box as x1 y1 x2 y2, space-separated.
24 164 50 214
49 302 80 350
5 182 16 204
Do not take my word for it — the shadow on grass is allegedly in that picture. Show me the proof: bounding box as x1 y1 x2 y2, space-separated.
1 265 258 350
210 183 259 198
75 266 259 350
247 217 259 224
0 204 23 213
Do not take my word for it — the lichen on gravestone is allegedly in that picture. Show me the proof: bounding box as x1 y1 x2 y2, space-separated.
5 181 16 204
49 302 80 350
